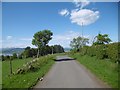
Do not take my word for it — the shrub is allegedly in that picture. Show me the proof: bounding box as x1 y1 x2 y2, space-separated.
87 45 97 57
106 43 118 63
78 42 119 63
96 45 108 59
80 46 89 56
16 55 54 74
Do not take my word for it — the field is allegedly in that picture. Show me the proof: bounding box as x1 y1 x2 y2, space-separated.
2 55 56 88
69 53 118 88
0 61 2 89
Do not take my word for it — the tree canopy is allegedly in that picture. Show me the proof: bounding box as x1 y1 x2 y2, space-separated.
93 34 112 45
32 30 53 57
32 30 53 48
70 36 89 50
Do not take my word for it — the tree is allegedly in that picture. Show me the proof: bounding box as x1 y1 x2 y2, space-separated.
93 34 112 45
53 45 64 53
70 36 89 51
12 53 17 59
1 55 5 61
32 30 53 58
5 55 10 60
23 46 32 58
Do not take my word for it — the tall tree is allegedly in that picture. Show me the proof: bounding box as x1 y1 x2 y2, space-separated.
32 30 53 58
93 34 112 45
70 36 89 51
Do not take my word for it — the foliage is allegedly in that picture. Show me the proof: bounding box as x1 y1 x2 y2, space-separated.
12 53 17 59
79 41 119 63
93 34 112 45
80 46 89 56
96 45 108 59
1 55 5 61
69 53 118 88
23 47 35 58
70 36 89 51
87 45 96 57
53 45 64 53
32 30 53 48
2 55 55 88
106 43 119 63
32 30 53 57
4 55 10 60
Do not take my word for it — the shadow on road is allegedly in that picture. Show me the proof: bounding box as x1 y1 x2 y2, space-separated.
54 58 76 62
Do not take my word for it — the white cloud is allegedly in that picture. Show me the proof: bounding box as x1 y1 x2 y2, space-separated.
73 0 90 9
70 9 100 26
2 37 34 48
6 36 12 40
49 30 90 48
59 9 69 16
49 30 93 48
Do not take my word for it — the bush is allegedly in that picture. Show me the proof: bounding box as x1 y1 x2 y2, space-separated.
106 43 119 63
87 45 97 57
79 42 119 62
80 46 89 56
96 45 108 59
16 55 54 74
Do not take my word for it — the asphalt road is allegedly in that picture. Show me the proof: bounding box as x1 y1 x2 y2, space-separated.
34 55 109 88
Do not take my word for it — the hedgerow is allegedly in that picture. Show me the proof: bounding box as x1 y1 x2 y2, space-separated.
106 43 119 62
80 42 119 63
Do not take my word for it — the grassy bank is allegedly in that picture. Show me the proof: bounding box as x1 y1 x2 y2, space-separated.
69 53 118 88
2 55 55 88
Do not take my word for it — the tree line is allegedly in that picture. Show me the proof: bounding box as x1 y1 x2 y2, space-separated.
1 30 64 61
70 33 112 52
70 33 119 63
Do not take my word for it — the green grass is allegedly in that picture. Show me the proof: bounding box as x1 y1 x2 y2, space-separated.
0 61 2 89
2 58 33 77
69 53 118 88
2 55 55 88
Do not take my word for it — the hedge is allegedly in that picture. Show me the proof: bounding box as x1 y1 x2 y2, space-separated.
106 43 119 62
80 42 119 63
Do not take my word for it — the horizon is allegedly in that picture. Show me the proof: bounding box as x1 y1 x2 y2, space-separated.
2 2 118 48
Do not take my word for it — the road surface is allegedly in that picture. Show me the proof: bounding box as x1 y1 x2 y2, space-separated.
34 55 109 88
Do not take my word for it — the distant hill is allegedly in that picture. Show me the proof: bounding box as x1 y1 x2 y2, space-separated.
0 48 25 56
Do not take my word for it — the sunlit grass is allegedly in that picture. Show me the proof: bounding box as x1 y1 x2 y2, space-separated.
2 55 55 88
69 53 118 88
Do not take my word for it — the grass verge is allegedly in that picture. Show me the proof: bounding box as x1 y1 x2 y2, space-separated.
69 53 118 88
2 55 55 88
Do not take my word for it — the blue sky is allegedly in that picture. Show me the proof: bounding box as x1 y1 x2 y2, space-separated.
2 2 118 48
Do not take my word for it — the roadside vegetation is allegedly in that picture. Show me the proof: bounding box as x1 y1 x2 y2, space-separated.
2 55 56 88
69 53 118 88
69 33 119 88
2 30 64 88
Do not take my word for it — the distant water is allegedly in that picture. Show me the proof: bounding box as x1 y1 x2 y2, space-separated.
0 53 13 56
